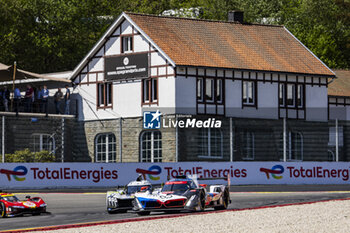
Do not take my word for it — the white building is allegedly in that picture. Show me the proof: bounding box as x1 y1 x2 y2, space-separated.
65 12 345 163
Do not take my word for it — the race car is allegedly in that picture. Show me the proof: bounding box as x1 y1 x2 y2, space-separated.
0 191 47 217
106 177 152 213
133 175 230 216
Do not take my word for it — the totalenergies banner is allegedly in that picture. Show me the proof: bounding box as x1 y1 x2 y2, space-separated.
0 162 350 189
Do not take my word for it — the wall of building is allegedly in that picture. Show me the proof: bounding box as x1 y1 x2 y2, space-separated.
71 116 176 162
73 19 176 121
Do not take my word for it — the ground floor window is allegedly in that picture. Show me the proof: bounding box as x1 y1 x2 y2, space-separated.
197 128 223 158
140 130 162 162
280 131 303 161
95 133 116 162
241 131 255 160
32 134 55 154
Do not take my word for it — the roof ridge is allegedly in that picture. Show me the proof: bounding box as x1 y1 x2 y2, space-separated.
125 11 284 28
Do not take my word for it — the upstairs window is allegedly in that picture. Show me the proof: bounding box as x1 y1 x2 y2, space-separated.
242 81 255 106
197 77 223 104
122 36 133 53
279 83 304 108
142 78 158 104
97 83 112 108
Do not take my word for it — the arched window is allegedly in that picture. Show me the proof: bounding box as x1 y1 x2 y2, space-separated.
197 128 223 158
95 133 116 162
140 131 162 162
280 131 303 161
32 134 55 154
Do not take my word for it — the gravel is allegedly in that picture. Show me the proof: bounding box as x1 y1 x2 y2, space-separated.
42 199 350 233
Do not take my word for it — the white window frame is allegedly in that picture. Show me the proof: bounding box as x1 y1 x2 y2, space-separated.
197 78 204 102
205 78 214 103
279 83 285 107
287 84 295 107
197 128 223 159
216 79 223 104
243 81 255 105
97 83 112 108
122 36 133 53
140 131 162 162
242 131 255 160
32 133 55 154
142 79 158 104
95 133 117 163
297 84 303 108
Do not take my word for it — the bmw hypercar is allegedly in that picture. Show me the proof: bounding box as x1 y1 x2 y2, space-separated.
0 191 47 217
133 175 230 215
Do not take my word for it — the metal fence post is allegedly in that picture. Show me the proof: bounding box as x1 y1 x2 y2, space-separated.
119 117 122 163
2 116 5 163
230 118 233 162
336 118 339 162
175 115 178 162
61 118 65 162
283 117 287 162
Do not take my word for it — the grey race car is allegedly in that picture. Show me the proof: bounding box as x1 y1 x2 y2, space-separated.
106 178 152 213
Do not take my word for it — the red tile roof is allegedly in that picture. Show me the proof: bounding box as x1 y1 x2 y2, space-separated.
328 70 350 97
128 13 334 76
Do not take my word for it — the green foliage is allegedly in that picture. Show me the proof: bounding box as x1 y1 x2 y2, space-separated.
0 0 348 71
5 149 55 162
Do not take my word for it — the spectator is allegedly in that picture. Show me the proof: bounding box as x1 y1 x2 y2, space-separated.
64 85 70 115
35 86 43 113
13 87 21 112
0 89 3 111
54 88 63 114
2 86 10 112
24 84 34 112
42 85 49 114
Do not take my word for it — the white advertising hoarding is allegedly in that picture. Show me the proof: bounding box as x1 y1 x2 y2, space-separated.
0 162 349 189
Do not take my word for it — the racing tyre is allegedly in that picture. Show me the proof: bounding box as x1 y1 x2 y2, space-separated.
197 190 205 211
214 188 229 210
0 203 6 218
137 211 150 216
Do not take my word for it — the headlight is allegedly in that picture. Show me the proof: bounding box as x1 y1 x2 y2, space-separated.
40 204 47 207
12 206 25 209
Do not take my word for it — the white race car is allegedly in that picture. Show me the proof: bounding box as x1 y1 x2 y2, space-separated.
106 178 152 214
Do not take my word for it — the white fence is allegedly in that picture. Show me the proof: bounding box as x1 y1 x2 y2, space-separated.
1 162 349 189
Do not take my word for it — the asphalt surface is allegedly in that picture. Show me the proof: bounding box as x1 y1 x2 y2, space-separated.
1 185 350 231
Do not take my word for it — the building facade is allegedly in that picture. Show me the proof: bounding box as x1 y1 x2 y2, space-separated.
61 12 348 163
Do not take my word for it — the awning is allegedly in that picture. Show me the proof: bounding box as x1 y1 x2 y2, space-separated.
0 63 71 83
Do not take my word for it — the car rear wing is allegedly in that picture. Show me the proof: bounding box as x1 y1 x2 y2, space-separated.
189 175 231 191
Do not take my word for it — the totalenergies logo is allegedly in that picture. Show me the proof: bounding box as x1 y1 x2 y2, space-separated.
0 166 28 181
260 165 284 179
136 165 162 181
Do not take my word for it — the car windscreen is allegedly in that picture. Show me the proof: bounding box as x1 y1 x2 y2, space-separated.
2 196 19 202
162 182 190 192
127 185 150 194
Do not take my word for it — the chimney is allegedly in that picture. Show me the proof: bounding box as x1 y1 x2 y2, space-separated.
228 11 244 23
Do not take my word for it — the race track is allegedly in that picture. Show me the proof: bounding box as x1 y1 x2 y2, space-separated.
1 186 350 232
